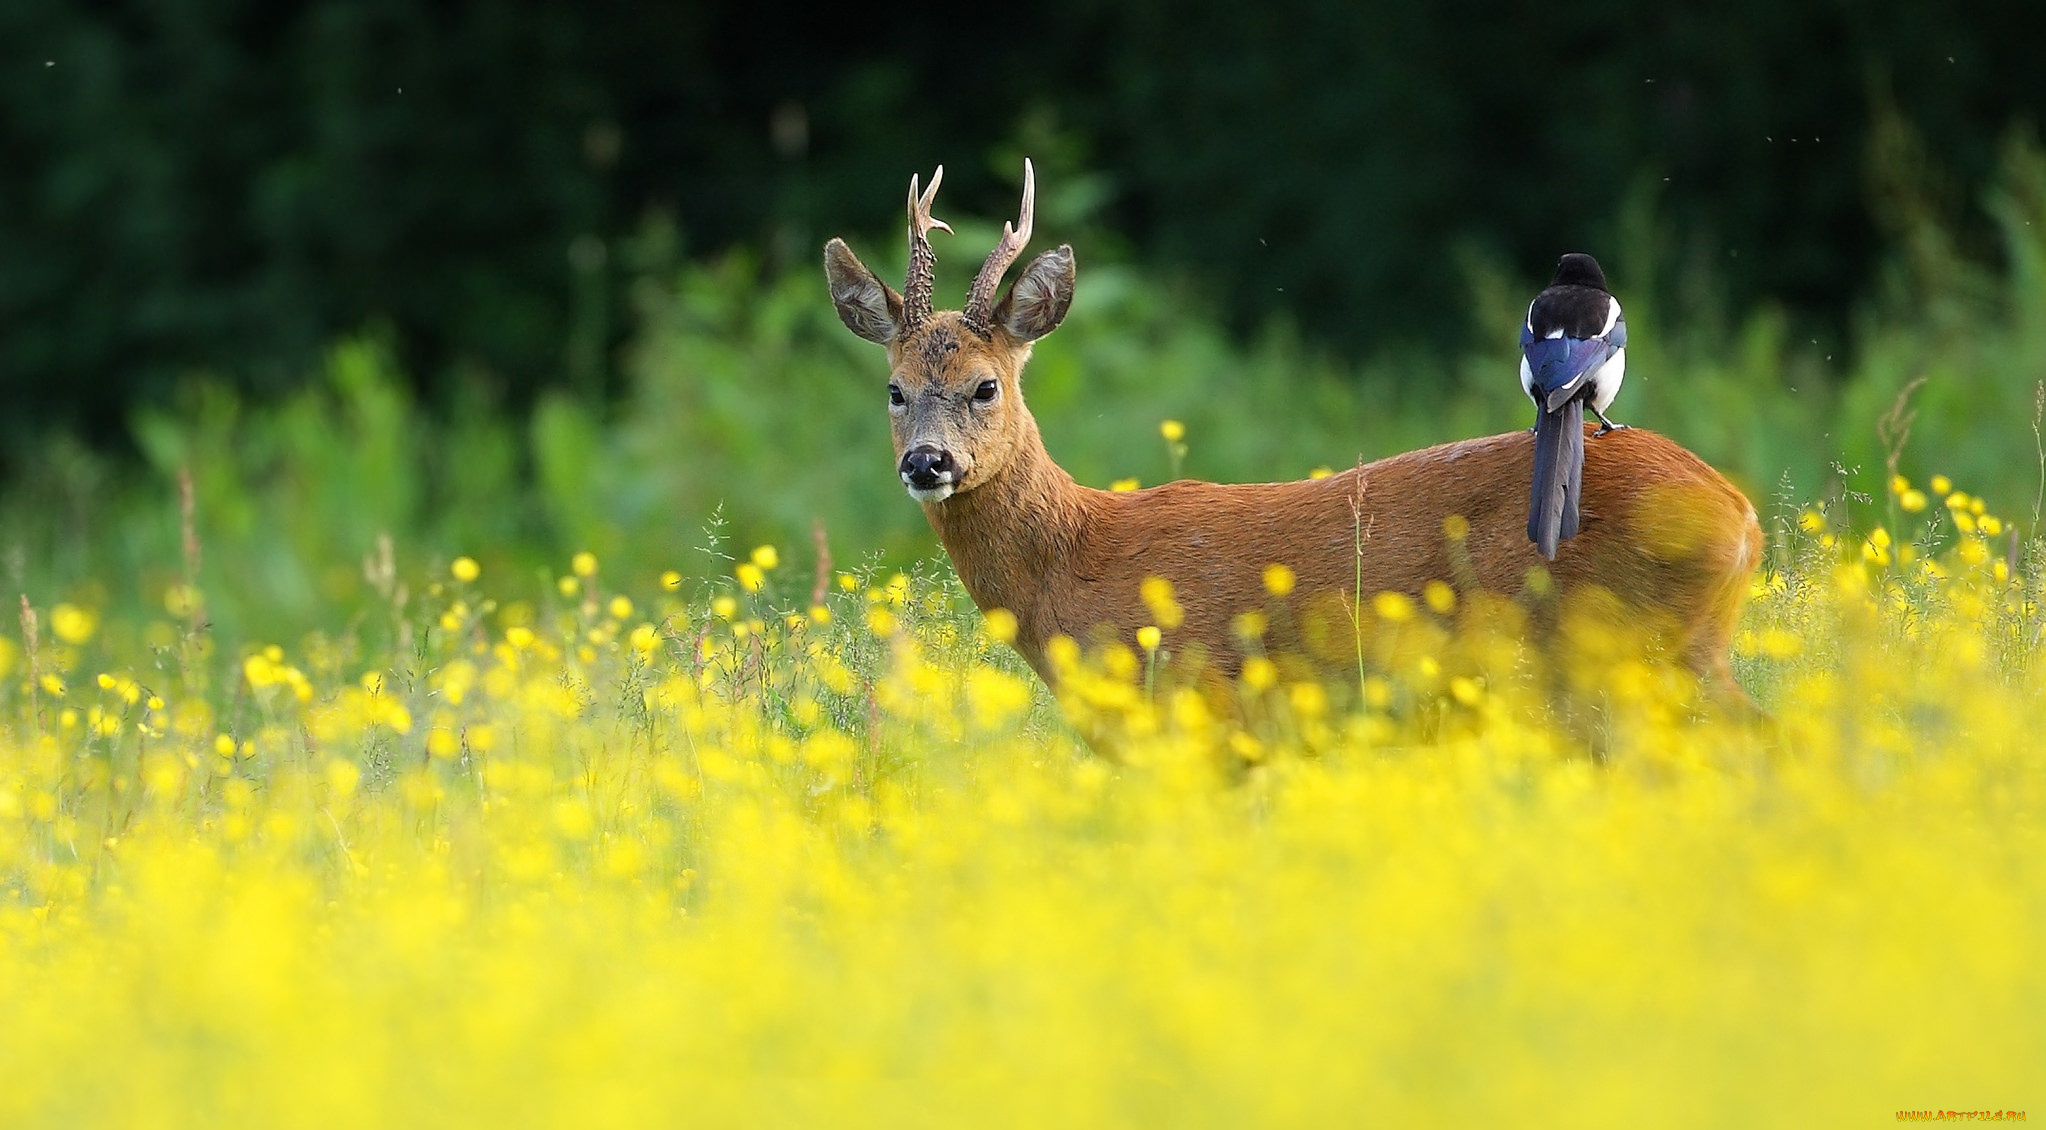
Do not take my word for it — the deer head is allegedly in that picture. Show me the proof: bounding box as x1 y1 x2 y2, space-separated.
824 159 1076 502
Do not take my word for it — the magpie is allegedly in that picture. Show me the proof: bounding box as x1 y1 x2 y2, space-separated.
1520 252 1628 561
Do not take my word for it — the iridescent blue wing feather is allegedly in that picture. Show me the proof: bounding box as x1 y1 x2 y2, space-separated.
1524 335 1620 412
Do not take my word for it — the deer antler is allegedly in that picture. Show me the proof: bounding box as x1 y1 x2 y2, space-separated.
902 166 951 337
962 158 1035 339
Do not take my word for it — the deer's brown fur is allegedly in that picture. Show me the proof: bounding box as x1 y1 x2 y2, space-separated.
825 164 1761 704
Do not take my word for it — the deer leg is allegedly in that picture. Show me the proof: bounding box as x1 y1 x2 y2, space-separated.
1682 624 1769 722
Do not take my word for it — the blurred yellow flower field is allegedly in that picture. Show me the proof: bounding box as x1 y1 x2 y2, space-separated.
1 485 2041 1127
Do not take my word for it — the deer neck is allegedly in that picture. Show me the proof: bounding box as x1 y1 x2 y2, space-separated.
923 410 1088 628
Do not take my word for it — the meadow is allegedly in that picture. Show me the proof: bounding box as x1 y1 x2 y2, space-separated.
4 145 2046 1126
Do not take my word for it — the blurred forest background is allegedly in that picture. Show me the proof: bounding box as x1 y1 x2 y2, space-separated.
3 0 2046 639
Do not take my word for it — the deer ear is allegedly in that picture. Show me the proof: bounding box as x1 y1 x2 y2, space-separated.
824 239 903 345
994 246 1075 342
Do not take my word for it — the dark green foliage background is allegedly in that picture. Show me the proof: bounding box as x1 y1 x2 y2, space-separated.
3 0 2042 437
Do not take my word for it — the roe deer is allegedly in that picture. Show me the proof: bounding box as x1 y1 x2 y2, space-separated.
824 160 1762 706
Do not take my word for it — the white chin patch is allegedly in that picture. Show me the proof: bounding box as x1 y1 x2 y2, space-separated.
905 483 955 503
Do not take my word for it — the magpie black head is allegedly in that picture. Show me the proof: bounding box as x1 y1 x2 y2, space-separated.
1550 253 1608 291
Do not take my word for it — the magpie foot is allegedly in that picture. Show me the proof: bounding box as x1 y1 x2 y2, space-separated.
1590 404 1629 436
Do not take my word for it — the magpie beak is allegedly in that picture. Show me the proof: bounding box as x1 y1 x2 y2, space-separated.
1520 252 1629 561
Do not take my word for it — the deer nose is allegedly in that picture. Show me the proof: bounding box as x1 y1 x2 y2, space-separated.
899 446 956 490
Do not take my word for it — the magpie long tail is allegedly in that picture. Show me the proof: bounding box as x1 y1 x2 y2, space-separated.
1528 400 1585 560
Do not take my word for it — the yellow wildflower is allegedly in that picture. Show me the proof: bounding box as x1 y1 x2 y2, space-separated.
1424 580 1457 615
50 603 96 645
1373 591 1415 623
1263 564 1296 597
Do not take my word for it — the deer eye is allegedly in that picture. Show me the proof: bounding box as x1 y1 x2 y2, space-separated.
888 383 905 407
972 379 999 402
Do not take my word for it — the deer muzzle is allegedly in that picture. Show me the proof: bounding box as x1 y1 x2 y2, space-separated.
899 445 958 501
